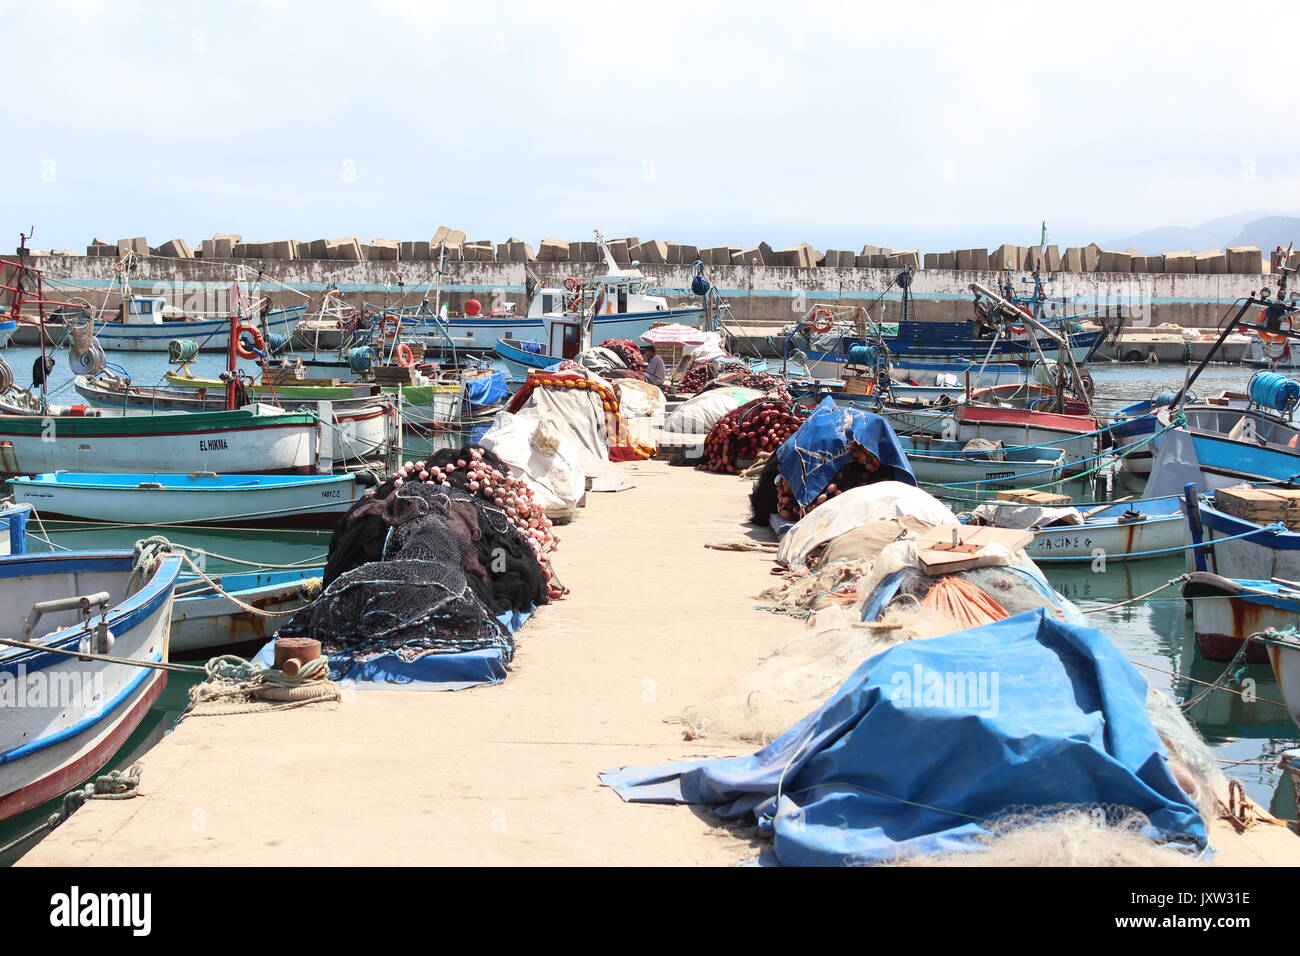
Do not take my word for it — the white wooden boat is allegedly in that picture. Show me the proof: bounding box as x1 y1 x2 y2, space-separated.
0 404 331 477
1191 494 1300 583
969 496 1186 564
0 548 183 821
1026 496 1186 563
899 435 1066 488
9 473 365 529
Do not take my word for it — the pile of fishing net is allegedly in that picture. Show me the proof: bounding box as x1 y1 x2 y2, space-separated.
749 399 917 526
697 399 809 474
678 359 748 394
712 371 792 402
601 339 645 371
321 444 557 598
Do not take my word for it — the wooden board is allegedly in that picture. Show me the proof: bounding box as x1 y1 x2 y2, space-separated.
915 526 1036 575
995 489 1072 506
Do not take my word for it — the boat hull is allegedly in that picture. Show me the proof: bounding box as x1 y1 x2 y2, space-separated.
437 306 706 351
0 409 321 477
0 550 182 821
1028 498 1186 564
10 473 363 529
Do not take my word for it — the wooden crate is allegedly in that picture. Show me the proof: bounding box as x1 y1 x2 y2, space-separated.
995 489 1072 507
1214 486 1300 530
841 375 876 396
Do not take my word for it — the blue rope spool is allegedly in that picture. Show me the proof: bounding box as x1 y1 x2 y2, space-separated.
1248 370 1300 411
349 346 377 373
847 344 878 367
167 339 200 364
264 332 287 354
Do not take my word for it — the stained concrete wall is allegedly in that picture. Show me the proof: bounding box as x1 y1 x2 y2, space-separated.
12 254 1283 330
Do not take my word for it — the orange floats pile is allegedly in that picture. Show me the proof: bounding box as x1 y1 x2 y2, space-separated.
506 370 653 462
698 399 809 474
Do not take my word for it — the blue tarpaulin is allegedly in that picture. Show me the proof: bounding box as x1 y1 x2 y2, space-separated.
600 609 1206 865
776 397 915 506
256 606 533 691
464 369 509 411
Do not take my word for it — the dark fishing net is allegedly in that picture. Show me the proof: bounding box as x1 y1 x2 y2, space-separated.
277 558 514 672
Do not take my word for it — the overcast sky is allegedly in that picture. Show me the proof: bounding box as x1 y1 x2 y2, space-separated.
4 0 1298 253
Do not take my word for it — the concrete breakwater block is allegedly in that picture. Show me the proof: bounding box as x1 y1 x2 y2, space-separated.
956 248 989 271
538 238 569 262
327 237 364 261
1163 251 1196 274
991 244 1024 270
886 250 920 270
432 226 466 246
1194 250 1227 274
156 239 194 258
632 240 667 264
401 241 432 260
369 238 400 261
606 239 631 264
117 237 149 256
1226 245 1264 274
699 246 730 265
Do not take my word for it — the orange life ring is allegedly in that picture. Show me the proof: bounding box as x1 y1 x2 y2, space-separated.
234 325 265 360
562 276 580 292
378 313 401 341
1257 308 1293 342
808 308 834 334
395 343 415 368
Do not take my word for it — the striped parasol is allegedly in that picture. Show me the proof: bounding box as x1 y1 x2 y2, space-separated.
639 323 710 345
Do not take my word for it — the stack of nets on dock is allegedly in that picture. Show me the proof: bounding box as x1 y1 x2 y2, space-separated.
283 445 554 667
601 339 646 372
678 359 748 395
711 371 792 402
697 398 809 474
749 397 915 525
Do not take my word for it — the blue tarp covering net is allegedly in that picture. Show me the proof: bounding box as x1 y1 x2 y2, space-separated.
464 369 509 410
255 606 532 691
601 609 1206 865
776 397 915 507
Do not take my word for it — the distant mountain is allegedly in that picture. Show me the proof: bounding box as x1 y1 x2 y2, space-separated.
1102 211 1274 255
1225 216 1300 252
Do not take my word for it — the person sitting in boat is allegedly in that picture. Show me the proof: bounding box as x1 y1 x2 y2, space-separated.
641 345 666 388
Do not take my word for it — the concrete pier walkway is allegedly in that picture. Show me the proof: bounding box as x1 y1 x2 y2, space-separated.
20 460 1300 866
23 461 797 866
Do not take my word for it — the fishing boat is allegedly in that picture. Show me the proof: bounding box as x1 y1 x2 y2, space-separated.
160 363 462 430
1187 492 1300 583
9 473 366 529
70 375 399 464
0 547 183 821
413 231 705 349
898 435 1066 488
171 568 318 656
1156 384 1300 491
0 405 330 477
76 372 386 412
91 297 307 353
1109 394 1174 477
1180 571 1300 666
962 496 1186 563
955 403 1099 472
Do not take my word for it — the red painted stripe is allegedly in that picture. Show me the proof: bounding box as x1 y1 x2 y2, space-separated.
0 671 166 822
0 421 312 440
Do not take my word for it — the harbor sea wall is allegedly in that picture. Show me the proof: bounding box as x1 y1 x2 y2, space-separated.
12 254 1282 330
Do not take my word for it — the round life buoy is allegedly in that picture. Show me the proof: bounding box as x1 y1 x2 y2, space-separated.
562 276 580 292
235 325 265 360
395 343 415 368
808 308 834 334
378 313 401 341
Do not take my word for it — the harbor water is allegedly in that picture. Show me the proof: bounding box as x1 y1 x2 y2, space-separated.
0 351 1294 862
